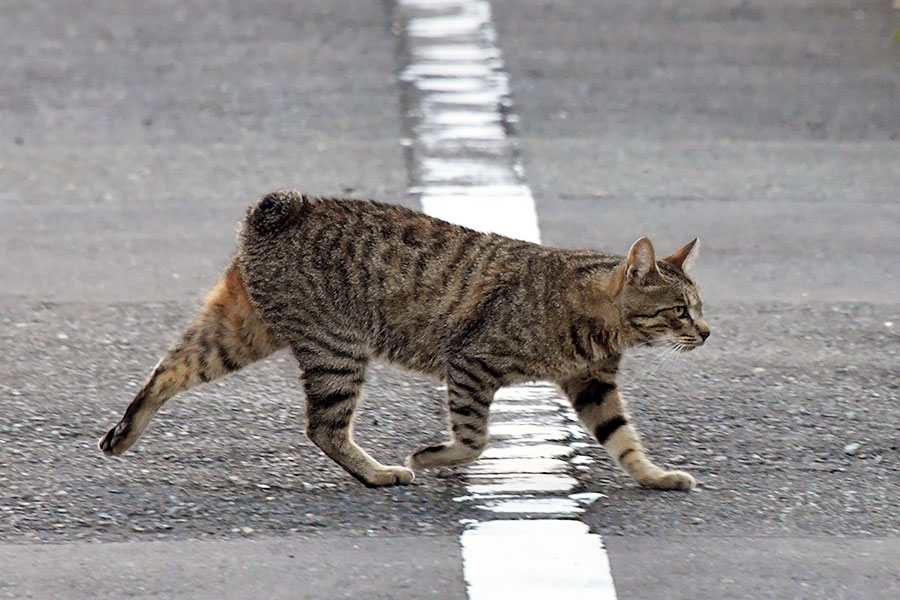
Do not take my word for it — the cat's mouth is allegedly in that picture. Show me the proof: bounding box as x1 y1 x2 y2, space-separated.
672 337 706 351
644 335 706 351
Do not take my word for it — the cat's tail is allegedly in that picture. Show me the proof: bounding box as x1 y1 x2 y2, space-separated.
99 257 284 457
243 189 306 238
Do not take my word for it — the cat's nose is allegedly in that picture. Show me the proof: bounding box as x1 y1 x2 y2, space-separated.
699 328 710 341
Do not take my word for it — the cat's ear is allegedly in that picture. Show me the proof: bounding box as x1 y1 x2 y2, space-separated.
619 237 658 290
608 237 658 296
627 237 658 279
661 238 700 273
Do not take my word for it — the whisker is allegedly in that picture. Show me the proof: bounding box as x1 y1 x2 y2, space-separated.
665 344 683 373
666 341 693 375
649 341 681 374
643 333 704 376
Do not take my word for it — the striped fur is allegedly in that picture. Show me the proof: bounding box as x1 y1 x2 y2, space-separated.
100 192 709 490
99 257 283 457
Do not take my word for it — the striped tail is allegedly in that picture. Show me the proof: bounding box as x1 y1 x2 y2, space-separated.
99 257 283 456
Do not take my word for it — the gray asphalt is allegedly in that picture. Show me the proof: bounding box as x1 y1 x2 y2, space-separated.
2 0 900 599
494 0 900 303
0 535 466 600
605 536 900 600
1 0 410 304
494 0 900 598
2 1 467 598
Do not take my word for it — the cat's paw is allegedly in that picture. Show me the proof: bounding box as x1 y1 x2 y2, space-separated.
407 444 446 470
98 422 131 457
407 442 482 469
362 466 415 487
642 469 695 491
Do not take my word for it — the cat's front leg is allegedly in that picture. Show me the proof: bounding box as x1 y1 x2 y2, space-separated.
559 369 695 491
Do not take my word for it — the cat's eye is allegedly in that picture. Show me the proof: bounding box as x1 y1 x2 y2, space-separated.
674 306 690 319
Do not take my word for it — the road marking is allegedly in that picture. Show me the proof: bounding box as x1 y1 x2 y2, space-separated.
395 1 617 598
462 520 615 600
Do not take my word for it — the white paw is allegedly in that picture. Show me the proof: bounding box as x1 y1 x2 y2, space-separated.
643 469 695 491
364 466 415 487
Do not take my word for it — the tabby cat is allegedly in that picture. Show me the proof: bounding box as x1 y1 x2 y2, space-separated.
100 191 709 490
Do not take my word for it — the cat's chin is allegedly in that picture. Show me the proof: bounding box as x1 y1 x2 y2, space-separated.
681 342 705 351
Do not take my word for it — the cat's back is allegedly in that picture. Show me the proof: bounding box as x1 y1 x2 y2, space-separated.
241 190 426 245
238 190 546 274
239 191 452 272
238 190 607 304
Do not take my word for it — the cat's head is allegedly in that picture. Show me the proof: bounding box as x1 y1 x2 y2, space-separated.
609 237 710 350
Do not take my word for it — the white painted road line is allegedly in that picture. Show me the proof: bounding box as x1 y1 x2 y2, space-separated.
418 185 540 243
395 0 618 598
462 520 615 600
458 386 614 597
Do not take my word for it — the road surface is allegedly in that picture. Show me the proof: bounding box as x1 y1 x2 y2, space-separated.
1 1 899 598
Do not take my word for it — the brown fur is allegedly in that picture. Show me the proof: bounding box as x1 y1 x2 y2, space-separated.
100 192 709 490
99 257 283 457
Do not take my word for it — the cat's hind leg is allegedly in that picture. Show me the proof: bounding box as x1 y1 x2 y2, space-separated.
296 341 414 487
99 258 283 456
560 368 695 491
408 359 499 470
